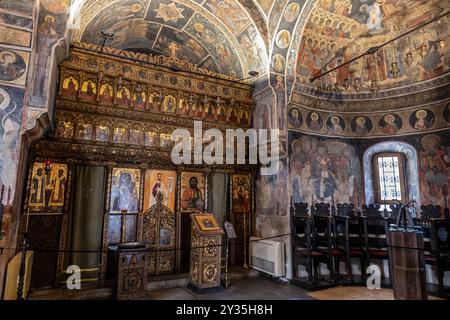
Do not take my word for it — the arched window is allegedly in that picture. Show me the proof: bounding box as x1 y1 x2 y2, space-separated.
372 153 407 207
363 142 420 207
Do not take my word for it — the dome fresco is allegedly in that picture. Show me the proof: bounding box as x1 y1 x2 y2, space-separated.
296 0 450 95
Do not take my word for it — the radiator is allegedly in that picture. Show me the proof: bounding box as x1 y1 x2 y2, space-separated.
249 237 285 277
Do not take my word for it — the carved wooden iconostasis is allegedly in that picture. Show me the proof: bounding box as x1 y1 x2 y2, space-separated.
22 43 257 290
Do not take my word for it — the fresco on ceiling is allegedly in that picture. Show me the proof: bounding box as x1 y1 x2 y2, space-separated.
418 133 450 209
289 133 363 205
238 25 267 74
107 19 152 50
199 56 220 73
79 1 246 77
81 0 149 46
203 0 251 36
146 0 194 29
296 0 450 92
256 0 274 15
0 85 24 203
185 14 243 78
154 26 209 65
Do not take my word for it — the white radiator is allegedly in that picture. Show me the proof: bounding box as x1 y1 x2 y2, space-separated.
249 237 285 277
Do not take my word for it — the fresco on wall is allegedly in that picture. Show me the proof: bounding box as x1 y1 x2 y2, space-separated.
288 107 303 128
28 162 68 213
419 133 450 209
306 111 323 131
256 160 288 216
296 0 450 92
0 48 30 86
0 26 32 48
351 116 373 135
326 115 346 135
0 86 24 203
0 12 34 29
289 134 362 205
409 109 435 130
110 168 141 213
31 1 70 104
379 113 402 134
444 103 450 123
0 0 35 16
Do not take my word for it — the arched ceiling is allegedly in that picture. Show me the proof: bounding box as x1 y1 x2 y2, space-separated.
296 0 450 97
71 0 270 79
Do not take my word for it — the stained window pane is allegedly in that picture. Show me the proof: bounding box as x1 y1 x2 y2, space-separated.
377 156 402 201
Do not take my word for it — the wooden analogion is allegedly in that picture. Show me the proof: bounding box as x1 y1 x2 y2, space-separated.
189 213 224 290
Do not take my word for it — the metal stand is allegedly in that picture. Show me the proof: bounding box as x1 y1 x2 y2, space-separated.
17 232 30 300
224 238 230 288
243 212 248 269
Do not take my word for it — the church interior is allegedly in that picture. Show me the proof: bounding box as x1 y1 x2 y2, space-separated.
0 0 449 302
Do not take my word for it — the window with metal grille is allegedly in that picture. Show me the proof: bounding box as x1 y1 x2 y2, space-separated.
373 153 407 208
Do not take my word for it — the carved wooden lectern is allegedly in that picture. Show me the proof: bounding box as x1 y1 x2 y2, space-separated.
189 213 224 290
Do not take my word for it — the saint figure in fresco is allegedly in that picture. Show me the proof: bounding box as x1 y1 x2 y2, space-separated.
310 145 337 202
381 114 399 134
329 116 343 134
181 177 204 211
111 172 139 212
354 117 369 135
414 110 428 130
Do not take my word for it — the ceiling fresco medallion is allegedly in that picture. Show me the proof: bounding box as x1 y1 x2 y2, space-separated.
154 2 185 23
